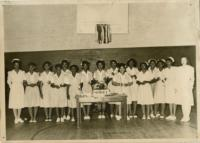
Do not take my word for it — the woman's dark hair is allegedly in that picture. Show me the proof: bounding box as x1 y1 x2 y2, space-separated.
110 60 117 65
156 60 166 67
127 58 137 67
70 64 79 72
96 60 105 69
82 60 90 67
117 63 126 72
42 61 52 70
139 62 148 70
61 60 70 67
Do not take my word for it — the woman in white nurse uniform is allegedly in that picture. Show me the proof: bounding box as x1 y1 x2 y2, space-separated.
178 57 194 122
164 57 178 121
24 63 41 123
80 61 93 120
126 58 138 119
106 60 118 118
7 59 26 124
39 61 53 122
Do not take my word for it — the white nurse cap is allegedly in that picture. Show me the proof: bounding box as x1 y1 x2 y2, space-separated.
167 57 175 63
11 58 20 63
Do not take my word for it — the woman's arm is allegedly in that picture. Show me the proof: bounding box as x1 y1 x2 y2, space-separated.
38 81 43 99
66 85 70 99
7 72 12 88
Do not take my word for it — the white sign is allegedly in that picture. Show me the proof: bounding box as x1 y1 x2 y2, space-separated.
77 4 129 33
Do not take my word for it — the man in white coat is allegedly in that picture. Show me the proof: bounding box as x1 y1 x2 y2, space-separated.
178 57 194 122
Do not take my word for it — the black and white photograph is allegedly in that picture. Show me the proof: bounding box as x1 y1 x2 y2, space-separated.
0 0 200 142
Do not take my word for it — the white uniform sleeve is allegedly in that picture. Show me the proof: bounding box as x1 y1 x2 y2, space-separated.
113 74 120 83
136 72 142 82
126 74 132 83
49 73 54 84
22 71 26 81
38 72 43 82
64 75 70 85
35 72 39 82
7 71 12 87
190 66 195 88
89 72 93 81
93 71 97 80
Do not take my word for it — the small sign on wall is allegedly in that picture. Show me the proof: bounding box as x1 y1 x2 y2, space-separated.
77 4 129 33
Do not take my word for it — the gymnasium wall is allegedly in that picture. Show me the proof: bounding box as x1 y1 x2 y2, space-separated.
3 2 196 52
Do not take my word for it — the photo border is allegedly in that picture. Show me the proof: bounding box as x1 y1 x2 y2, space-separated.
0 0 199 142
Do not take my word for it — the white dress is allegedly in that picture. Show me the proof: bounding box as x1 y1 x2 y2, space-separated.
154 69 166 104
80 70 93 105
7 70 26 109
39 71 53 108
93 70 107 83
62 69 71 76
163 67 179 104
148 68 159 96
137 71 154 105
62 69 71 107
113 72 133 104
65 73 81 108
50 73 67 108
126 67 139 101
106 68 118 104
176 65 194 106
106 68 118 92
24 72 41 107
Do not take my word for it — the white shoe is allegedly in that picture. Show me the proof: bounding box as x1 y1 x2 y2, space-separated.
48 118 52 122
71 118 75 122
101 115 105 119
45 118 48 122
160 115 164 119
60 117 64 122
56 118 60 122
171 116 176 121
181 117 190 122
129 115 133 118
86 116 90 120
14 119 19 124
133 115 138 119
110 114 114 118
98 115 101 119
147 116 151 120
32 120 37 123
127 116 130 120
142 115 146 120
29 120 33 123
66 115 70 120
156 113 160 118
150 113 155 119
18 118 24 123
116 115 121 120
63 115 67 120
166 115 173 120
84 116 87 120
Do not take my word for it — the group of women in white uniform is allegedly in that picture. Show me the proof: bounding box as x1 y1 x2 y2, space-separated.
7 56 194 124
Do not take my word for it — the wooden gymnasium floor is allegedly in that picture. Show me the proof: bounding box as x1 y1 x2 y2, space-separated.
6 105 197 140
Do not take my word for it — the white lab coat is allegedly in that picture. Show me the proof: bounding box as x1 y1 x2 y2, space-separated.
7 70 26 109
177 65 194 120
177 65 194 106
